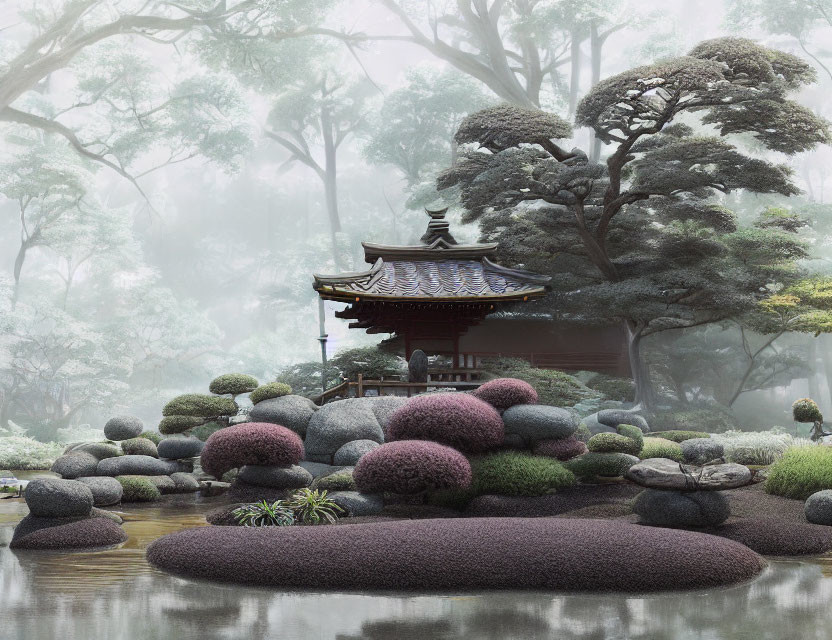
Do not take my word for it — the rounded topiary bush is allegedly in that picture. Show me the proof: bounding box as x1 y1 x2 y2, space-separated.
472 378 538 410
250 382 292 405
639 437 684 462
354 440 472 495
470 452 575 497
209 373 259 397
793 397 823 423
587 433 640 455
532 436 588 461
120 437 158 458
162 394 238 418
566 452 640 478
385 393 503 453
159 415 206 435
116 476 161 502
200 422 304 479
765 445 832 499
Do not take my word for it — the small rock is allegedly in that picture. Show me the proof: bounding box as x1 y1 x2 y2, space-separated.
103 415 144 441
625 458 751 491
329 491 384 517
597 410 649 433
24 478 94 518
633 489 731 527
51 452 99 479
501 405 578 444
157 436 204 459
333 440 380 466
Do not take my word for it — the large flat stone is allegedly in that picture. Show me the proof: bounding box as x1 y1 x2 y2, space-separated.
625 458 751 491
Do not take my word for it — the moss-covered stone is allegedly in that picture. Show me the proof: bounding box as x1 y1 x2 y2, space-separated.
162 394 237 418
250 382 292 405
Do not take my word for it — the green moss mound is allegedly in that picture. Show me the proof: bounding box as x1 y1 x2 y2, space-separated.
139 431 163 445
120 437 157 457
209 373 259 396
159 415 206 435
640 437 684 462
311 469 357 492
116 476 161 502
587 433 640 455
480 357 599 406
470 451 575 497
566 452 639 478
765 446 832 499
250 382 292 405
650 430 712 443
617 423 644 450
162 394 237 418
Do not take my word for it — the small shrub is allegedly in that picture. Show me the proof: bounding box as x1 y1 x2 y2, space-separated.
639 436 683 461
793 398 823 423
649 430 711 443
116 476 161 502
140 431 163 445
587 433 640 455
639 438 684 462
232 500 294 527
329 346 402 380
286 488 344 525
0 437 64 470
250 382 292 405
765 445 832 499
311 469 356 491
386 393 504 453
472 378 538 410
162 394 238 418
354 440 472 495
585 374 635 402
159 415 206 435
469 451 575 497
209 373 259 397
200 422 305 479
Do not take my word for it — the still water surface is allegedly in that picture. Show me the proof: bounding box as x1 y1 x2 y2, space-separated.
3 494 832 640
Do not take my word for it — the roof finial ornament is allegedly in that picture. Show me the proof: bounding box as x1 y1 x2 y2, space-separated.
421 206 457 245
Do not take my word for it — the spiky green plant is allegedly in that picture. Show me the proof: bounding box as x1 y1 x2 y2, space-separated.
286 488 344 525
232 500 295 527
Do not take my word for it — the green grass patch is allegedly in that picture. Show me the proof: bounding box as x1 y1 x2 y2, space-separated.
764 445 832 500
639 437 684 462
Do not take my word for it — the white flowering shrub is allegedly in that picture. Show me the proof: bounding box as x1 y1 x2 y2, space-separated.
0 437 64 470
710 430 813 466
56 424 106 443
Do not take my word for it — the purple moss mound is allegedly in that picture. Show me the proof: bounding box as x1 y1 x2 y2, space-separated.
146 517 766 591
702 519 832 556
10 515 127 550
533 437 588 461
354 440 472 495
472 378 538 410
386 393 504 453
200 422 304 479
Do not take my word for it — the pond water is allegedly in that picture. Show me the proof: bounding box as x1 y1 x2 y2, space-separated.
3 496 832 640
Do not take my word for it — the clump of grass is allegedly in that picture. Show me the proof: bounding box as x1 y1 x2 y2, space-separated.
711 430 807 466
764 445 832 499
639 437 684 462
232 500 294 527
285 488 344 525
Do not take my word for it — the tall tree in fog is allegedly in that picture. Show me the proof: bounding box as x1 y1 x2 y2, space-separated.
440 38 829 408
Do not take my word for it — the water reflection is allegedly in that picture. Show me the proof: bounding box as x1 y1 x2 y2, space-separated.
3 501 832 640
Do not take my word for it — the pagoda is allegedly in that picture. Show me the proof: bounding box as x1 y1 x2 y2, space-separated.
313 208 550 363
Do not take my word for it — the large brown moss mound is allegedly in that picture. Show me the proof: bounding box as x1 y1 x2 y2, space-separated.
10 515 127 550
147 517 765 591
703 518 832 556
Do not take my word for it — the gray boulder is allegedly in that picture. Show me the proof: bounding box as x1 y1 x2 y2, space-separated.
408 349 428 383
238 464 313 489
103 415 144 441
170 472 201 493
305 396 407 463
625 458 751 491
582 412 615 435
333 440 380 466
805 490 832 525
96 455 187 477
597 409 650 433
249 395 318 437
157 436 204 460
681 438 725 465
501 405 577 444
329 490 384 517
633 489 731 527
64 442 122 460
299 461 349 478
24 478 94 518
75 477 124 506
51 452 99 479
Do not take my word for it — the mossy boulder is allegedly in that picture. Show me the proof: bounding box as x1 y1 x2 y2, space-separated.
587 433 641 455
249 382 292 405
639 437 684 462
566 452 640 478
116 476 162 502
120 437 158 458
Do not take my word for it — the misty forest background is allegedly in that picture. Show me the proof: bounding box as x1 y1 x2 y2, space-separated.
3 0 832 442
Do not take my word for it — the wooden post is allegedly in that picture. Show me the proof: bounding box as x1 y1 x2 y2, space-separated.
357 373 364 398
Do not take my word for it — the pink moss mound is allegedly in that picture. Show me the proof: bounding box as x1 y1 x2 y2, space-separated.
146 517 766 591
473 378 538 410
200 422 304 479
702 519 832 556
354 441 472 495
386 393 504 453
533 437 588 461
10 515 127 550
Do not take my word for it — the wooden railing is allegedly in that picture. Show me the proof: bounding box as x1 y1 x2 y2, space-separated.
313 374 482 406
